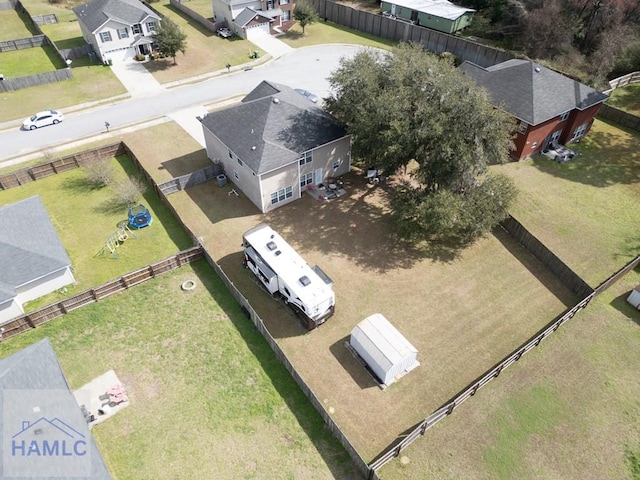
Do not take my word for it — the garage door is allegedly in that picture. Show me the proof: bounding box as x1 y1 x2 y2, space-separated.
245 22 270 40
104 47 136 63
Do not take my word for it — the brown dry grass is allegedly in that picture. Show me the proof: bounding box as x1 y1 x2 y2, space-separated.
158 169 576 460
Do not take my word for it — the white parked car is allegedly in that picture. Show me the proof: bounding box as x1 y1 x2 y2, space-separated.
23 110 64 130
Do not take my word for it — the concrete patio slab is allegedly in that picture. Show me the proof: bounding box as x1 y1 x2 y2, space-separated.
73 369 129 429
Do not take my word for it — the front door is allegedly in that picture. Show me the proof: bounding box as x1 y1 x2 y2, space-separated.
314 167 323 185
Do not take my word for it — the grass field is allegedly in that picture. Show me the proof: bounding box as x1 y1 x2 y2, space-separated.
497 119 640 285
0 46 65 77
379 268 640 480
0 260 361 479
0 55 126 123
281 20 396 50
142 1 260 84
0 151 192 309
0 8 38 41
606 83 640 116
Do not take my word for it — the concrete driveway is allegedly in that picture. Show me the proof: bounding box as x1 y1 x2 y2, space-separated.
110 59 165 97
248 33 294 59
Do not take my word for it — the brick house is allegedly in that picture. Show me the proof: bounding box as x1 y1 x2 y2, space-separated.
212 0 295 39
460 59 609 161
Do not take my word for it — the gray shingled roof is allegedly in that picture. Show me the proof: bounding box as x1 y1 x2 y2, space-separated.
234 7 270 27
0 338 111 479
459 59 608 126
0 196 72 304
200 81 347 175
73 0 160 33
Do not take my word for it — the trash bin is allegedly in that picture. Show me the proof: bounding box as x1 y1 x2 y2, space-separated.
217 174 227 187
253 51 259 59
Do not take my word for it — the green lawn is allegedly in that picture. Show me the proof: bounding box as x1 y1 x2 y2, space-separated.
281 20 396 50
606 83 640 116
496 119 640 285
0 55 126 123
178 0 213 19
0 260 360 479
0 45 64 77
0 8 38 41
380 267 640 480
0 152 192 309
142 1 260 84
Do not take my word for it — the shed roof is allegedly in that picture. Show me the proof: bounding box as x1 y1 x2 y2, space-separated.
351 314 418 372
200 81 347 175
459 59 608 125
384 0 474 20
73 0 160 33
0 196 72 304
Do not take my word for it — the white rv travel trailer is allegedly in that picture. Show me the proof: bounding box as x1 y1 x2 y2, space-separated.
242 224 335 329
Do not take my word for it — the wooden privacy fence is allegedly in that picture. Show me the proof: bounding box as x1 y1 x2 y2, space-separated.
0 247 203 340
157 165 222 195
500 215 594 298
32 13 57 25
169 0 224 33
605 71 640 93
0 35 46 52
368 252 640 472
598 104 640 132
0 68 73 93
198 248 374 480
0 142 125 189
309 0 513 68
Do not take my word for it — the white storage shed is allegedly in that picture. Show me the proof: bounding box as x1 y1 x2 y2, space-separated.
627 285 640 309
349 314 419 387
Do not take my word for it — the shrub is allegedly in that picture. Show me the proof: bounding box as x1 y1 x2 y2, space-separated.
114 177 147 206
135 53 146 61
83 158 113 187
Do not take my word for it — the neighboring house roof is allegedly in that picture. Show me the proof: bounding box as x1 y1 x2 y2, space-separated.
73 0 161 34
0 196 72 304
200 81 348 175
459 59 609 126
0 338 111 478
216 0 258 7
384 0 474 20
234 7 271 27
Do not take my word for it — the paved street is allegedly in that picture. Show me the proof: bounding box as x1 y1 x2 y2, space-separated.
0 44 363 163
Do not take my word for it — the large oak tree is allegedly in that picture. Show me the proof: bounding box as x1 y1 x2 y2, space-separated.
325 43 518 243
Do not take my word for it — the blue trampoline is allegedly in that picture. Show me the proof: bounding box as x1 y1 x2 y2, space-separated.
128 204 152 229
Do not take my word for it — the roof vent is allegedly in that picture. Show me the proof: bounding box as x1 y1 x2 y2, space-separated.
251 146 256 150
272 97 280 104
267 241 277 251
299 276 311 286
535 67 541 73
275 250 281 256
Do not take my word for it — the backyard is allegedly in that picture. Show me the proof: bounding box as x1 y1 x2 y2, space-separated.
606 83 640 116
0 260 361 479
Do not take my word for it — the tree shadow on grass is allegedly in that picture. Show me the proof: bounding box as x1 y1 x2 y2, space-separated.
191 259 365 479
60 175 98 195
266 171 460 273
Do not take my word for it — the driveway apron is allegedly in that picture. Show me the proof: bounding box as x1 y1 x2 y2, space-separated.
248 34 294 59
110 60 166 97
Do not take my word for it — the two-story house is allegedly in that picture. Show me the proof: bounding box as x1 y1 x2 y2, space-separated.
73 0 162 64
212 0 295 39
200 80 351 213
460 59 609 161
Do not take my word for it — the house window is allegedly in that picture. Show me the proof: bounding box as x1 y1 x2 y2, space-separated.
517 121 527 134
132 24 142 34
332 160 341 170
233 170 239 180
100 31 112 43
281 0 290 4
559 111 570 122
147 21 156 32
228 149 233 159
531 141 538 149
299 151 312 165
572 122 588 140
270 186 293 205
117 28 129 39
267 0 274 9
237 158 243 167
282 9 291 20
300 172 313 187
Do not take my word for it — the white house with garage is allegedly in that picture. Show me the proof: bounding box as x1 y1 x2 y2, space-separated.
73 0 162 63
0 196 76 325
212 0 296 39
